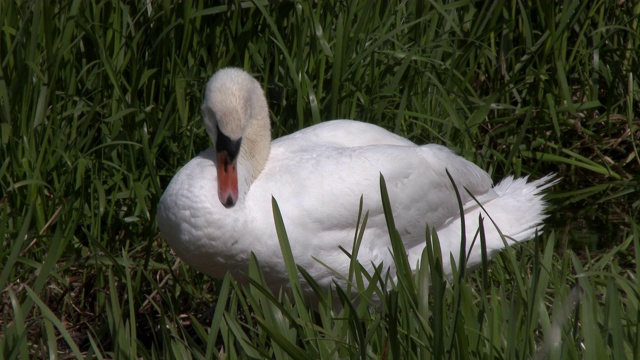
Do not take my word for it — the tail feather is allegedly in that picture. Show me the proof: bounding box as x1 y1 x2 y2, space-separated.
408 174 558 276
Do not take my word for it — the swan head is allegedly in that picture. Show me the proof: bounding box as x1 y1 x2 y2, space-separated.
201 68 271 208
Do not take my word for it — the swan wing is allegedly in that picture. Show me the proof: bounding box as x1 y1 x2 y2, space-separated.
243 138 493 281
272 120 415 149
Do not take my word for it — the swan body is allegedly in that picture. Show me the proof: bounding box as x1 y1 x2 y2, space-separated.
157 68 555 296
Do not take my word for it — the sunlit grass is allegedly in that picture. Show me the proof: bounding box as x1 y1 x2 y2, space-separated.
1 0 639 358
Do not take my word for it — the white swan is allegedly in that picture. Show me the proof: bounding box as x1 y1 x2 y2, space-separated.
157 67 555 297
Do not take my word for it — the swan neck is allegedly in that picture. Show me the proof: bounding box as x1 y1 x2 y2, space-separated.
239 89 271 192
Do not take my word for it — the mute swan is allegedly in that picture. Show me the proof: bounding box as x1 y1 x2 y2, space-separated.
157 67 555 297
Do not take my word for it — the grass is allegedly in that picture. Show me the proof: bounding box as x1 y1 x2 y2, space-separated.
1 0 639 358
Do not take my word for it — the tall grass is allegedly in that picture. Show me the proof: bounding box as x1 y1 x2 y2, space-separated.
1 0 638 358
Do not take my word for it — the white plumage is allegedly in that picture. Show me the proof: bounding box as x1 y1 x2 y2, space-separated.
157 68 555 297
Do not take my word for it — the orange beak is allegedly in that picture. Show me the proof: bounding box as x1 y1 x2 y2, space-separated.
217 151 238 208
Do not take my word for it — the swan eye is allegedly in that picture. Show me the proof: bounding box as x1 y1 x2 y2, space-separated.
202 106 218 140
